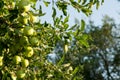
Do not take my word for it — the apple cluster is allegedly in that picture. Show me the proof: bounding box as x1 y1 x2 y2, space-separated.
0 0 40 79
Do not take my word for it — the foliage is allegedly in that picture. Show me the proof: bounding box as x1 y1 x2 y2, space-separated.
81 15 120 80
0 0 104 80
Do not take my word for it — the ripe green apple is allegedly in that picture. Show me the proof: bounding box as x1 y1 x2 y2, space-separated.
18 16 28 25
22 59 29 67
23 4 31 12
17 70 25 79
0 56 3 66
24 46 34 57
23 26 35 36
30 37 39 46
13 56 21 64
20 36 29 45
10 72 17 80
11 2 15 9
29 14 38 23
18 0 31 12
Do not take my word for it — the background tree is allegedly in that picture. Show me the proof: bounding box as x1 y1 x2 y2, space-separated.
80 15 120 80
0 0 104 80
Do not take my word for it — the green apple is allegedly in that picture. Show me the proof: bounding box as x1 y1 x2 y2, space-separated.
22 59 29 67
23 18 28 24
11 72 17 80
24 46 34 57
13 56 21 64
17 70 25 79
18 16 28 25
11 2 15 9
30 37 39 46
29 14 38 23
18 0 31 12
23 26 35 36
20 36 29 45
0 56 3 66
23 4 31 12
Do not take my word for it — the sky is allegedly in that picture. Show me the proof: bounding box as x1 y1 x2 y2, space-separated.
91 0 120 25
37 0 120 26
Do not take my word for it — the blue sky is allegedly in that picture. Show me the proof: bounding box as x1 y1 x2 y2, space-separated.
91 0 120 25
37 0 120 26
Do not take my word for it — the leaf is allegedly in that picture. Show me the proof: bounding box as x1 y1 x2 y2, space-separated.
80 20 85 31
68 24 77 30
72 66 79 75
79 40 89 47
52 7 56 19
57 54 65 66
78 0 81 3
64 24 69 30
82 0 87 5
43 1 50 7
64 15 69 23
96 1 100 9
63 9 67 16
101 0 104 5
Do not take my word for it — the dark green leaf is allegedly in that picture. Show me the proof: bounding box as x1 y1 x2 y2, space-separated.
96 1 100 9
63 9 67 16
52 7 56 19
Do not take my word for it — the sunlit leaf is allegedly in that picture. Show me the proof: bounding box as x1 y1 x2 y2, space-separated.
80 20 85 31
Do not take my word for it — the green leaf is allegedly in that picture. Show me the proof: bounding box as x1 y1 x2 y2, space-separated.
82 0 87 5
78 0 81 3
101 0 104 5
57 54 65 66
64 15 69 23
64 24 69 30
96 1 100 9
79 40 89 47
63 9 67 16
72 66 79 75
43 1 50 7
68 24 77 30
52 7 56 19
80 20 85 31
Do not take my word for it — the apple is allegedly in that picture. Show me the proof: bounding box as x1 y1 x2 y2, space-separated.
30 37 39 46
13 56 21 64
0 56 3 66
23 26 35 36
10 72 17 80
23 4 31 12
22 59 29 67
20 36 29 45
29 14 38 23
18 16 28 25
17 70 25 79
18 0 31 12
24 46 34 57
11 2 15 9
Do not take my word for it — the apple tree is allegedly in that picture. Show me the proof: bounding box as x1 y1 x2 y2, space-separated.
0 0 104 80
